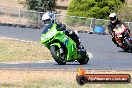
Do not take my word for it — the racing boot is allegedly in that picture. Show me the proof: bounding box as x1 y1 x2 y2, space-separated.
77 42 85 52
112 37 120 47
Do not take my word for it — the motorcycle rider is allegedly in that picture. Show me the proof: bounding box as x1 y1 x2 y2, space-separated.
108 12 130 47
41 12 82 50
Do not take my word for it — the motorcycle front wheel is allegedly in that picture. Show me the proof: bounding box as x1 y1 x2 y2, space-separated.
50 45 66 65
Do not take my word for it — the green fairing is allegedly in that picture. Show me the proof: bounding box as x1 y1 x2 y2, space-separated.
41 23 80 61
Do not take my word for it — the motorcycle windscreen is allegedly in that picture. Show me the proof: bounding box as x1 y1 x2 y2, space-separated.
41 24 57 43
42 23 53 34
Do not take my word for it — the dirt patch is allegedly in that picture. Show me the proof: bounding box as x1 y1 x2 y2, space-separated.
127 0 132 7
0 69 132 83
0 70 75 83
0 0 25 9
0 16 29 25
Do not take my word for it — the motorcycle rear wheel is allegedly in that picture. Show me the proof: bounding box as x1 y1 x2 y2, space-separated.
123 47 129 52
50 45 66 65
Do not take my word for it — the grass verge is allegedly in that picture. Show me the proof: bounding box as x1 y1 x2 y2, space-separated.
0 70 132 88
0 38 132 88
0 37 52 62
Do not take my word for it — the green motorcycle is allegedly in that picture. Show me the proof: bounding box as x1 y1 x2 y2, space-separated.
41 23 89 65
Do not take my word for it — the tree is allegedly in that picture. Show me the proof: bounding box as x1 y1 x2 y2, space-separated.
67 0 125 19
25 0 56 12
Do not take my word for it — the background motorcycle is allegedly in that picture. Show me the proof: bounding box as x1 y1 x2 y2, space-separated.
113 24 132 52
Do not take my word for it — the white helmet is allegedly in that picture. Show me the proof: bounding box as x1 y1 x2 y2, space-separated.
109 13 118 23
42 12 50 21
42 12 55 25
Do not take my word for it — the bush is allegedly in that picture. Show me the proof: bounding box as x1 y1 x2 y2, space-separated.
64 16 79 26
67 0 125 19
25 0 56 12
78 18 86 25
64 16 88 26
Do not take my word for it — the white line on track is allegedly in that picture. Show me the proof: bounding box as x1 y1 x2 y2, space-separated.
0 60 54 64
0 36 37 43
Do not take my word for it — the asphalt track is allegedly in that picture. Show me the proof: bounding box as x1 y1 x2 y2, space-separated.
0 25 132 70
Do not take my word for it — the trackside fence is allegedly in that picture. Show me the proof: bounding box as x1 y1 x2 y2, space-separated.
0 7 132 33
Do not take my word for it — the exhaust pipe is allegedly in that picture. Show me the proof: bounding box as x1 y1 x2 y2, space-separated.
124 38 132 50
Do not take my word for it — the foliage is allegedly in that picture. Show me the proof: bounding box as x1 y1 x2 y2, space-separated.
67 0 125 19
64 16 79 26
25 0 56 12
117 3 132 22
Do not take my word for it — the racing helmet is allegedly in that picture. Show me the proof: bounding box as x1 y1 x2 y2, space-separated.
109 13 118 23
42 12 55 25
